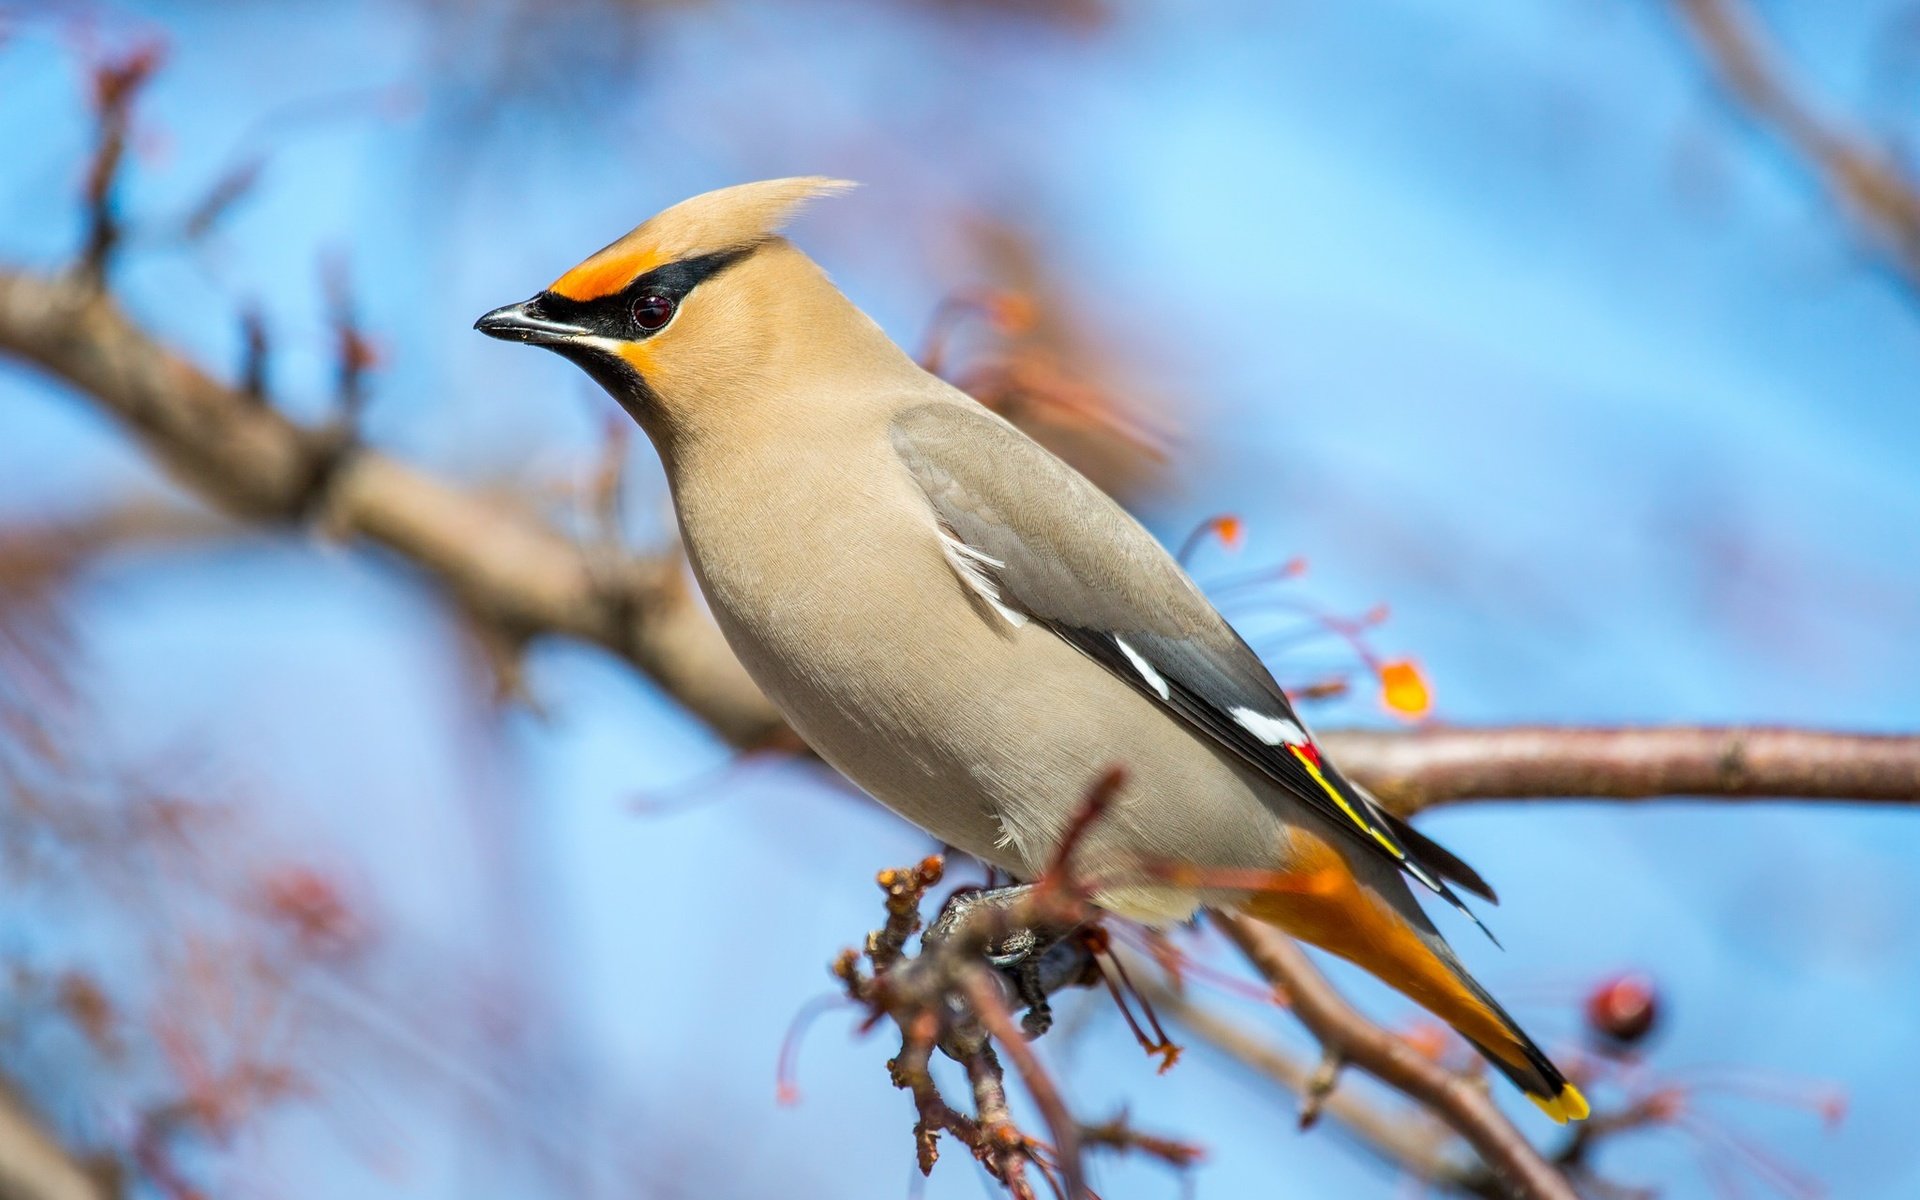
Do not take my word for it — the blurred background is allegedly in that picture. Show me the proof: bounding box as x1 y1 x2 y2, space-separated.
3 1 1919 1197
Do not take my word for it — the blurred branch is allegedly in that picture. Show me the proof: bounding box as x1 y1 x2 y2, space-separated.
1212 913 1578 1200
0 499 237 582
0 267 781 746
0 1080 116 1200
1135 972 1494 1194
1322 726 1920 816
1671 0 1920 297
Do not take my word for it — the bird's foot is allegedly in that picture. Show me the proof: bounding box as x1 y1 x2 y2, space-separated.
926 883 1094 1040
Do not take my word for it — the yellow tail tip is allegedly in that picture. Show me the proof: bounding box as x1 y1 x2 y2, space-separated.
1526 1083 1590 1125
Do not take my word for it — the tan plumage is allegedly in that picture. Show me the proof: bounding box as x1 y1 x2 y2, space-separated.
475 178 1587 1123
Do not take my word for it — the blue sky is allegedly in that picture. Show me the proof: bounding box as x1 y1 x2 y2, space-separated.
4 2 1918 1196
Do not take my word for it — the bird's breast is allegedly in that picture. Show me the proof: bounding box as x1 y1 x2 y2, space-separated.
668 432 1033 856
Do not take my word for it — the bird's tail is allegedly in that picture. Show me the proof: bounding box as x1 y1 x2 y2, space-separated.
1239 833 1587 1124
1438 948 1590 1124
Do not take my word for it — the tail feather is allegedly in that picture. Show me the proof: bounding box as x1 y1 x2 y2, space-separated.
1445 956 1590 1124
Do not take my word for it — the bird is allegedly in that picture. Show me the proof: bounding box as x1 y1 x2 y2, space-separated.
475 177 1588 1123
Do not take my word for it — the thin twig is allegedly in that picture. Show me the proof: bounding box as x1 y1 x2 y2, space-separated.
963 967 1087 1199
838 858 1190 1200
1141 970 1491 1186
78 45 164 287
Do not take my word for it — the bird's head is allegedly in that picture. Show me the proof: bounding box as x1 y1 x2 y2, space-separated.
476 176 874 442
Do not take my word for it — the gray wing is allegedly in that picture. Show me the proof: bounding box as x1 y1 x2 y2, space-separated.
890 401 1496 914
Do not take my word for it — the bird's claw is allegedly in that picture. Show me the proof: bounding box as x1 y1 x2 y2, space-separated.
926 882 1078 1041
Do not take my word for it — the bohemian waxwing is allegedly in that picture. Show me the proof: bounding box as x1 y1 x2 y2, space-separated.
476 178 1587 1123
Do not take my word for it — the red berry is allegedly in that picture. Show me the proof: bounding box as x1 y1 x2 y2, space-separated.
1586 972 1660 1046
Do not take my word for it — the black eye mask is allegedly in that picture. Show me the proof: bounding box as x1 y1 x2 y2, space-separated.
534 246 754 341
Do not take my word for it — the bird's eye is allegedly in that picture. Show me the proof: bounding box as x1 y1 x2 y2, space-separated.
632 294 675 332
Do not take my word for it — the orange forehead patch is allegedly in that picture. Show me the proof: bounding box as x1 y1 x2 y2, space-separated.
549 245 667 302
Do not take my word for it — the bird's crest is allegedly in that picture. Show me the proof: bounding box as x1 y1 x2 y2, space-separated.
549 176 856 302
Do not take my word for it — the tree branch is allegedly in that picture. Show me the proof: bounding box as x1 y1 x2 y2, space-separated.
1322 726 1920 816
1211 912 1578 1200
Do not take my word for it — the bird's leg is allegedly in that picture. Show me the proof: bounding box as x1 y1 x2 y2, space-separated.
925 883 1097 1041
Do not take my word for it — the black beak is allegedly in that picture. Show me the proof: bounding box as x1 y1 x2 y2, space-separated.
474 297 590 345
